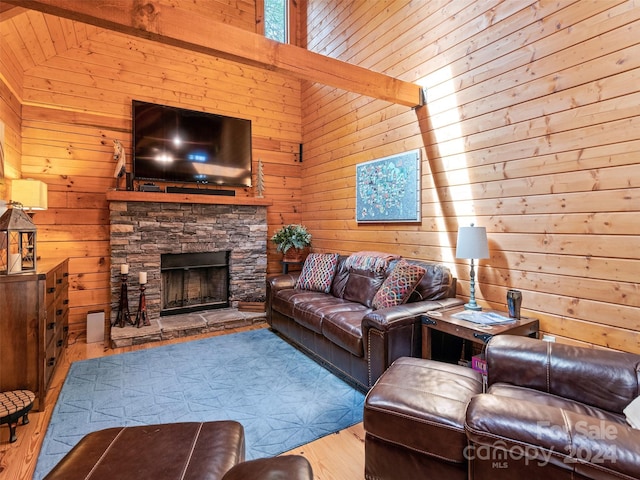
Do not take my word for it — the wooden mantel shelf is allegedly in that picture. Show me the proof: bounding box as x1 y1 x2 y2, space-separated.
106 190 273 206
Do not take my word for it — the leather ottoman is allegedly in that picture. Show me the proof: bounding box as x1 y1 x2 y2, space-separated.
364 357 483 479
43 421 313 480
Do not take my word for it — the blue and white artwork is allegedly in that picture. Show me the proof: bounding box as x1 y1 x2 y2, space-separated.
356 150 421 223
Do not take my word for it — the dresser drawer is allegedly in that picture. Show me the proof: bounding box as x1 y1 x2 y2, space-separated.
44 330 63 388
45 306 57 348
45 273 57 308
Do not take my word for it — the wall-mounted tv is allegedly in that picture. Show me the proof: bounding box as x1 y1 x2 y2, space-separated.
132 100 252 187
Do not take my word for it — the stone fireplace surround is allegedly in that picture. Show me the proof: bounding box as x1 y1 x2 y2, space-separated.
107 192 272 345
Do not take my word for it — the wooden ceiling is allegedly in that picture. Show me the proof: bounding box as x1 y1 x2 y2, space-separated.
1 7 94 72
1 1 423 107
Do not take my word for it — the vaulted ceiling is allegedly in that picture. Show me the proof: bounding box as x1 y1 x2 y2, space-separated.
2 7 93 72
1 1 423 107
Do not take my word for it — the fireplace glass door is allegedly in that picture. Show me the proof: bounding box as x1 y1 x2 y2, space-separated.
161 251 229 315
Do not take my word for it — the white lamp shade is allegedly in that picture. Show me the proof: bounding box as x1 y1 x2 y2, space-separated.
456 225 489 259
11 179 48 210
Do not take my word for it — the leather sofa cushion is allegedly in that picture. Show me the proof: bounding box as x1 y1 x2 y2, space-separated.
272 289 328 320
343 268 385 307
365 357 483 464
330 256 350 298
486 335 640 414
293 296 364 335
407 261 455 302
321 308 371 356
271 286 376 356
488 383 629 423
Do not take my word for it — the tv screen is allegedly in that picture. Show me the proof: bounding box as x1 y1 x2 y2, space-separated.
132 100 252 186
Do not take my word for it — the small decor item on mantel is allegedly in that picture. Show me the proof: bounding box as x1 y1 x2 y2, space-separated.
112 139 127 191
256 158 265 198
270 224 312 262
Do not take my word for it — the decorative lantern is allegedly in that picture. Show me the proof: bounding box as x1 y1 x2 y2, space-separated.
0 206 37 275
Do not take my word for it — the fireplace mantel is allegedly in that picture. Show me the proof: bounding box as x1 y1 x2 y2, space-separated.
106 190 273 206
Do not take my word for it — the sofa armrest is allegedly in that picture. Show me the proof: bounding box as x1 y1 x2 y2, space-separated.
362 297 463 332
266 273 300 323
466 393 640 479
486 335 640 414
362 297 464 386
267 273 300 291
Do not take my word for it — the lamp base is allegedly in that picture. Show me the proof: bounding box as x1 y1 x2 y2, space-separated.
464 302 483 311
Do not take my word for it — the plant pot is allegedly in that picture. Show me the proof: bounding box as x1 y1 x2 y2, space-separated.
283 248 306 263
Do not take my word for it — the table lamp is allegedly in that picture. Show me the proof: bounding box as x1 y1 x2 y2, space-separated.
456 223 489 311
11 179 48 212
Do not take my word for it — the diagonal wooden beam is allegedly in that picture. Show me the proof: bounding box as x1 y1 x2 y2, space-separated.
7 0 423 107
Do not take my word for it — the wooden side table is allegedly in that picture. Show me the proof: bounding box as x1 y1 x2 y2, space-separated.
281 260 304 274
421 307 539 360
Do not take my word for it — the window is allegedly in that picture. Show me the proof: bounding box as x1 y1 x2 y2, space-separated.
264 0 288 43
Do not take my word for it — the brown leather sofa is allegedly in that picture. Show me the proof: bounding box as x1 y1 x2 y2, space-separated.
267 253 462 391
44 421 314 480
364 335 640 480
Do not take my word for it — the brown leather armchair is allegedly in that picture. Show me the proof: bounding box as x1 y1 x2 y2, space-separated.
465 335 640 480
364 335 640 480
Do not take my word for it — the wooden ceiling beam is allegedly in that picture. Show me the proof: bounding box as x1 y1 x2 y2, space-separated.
7 0 423 108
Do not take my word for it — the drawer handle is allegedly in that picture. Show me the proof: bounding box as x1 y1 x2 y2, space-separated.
63 326 69 333
47 357 55 367
56 309 63 315
63 299 69 305
57 278 63 284
64 272 69 277
48 287 55 294
57 339 64 347
47 322 55 330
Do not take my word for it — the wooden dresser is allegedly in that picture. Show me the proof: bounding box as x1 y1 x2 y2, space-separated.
0 258 69 410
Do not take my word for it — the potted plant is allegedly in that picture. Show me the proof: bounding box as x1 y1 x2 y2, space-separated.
270 224 312 261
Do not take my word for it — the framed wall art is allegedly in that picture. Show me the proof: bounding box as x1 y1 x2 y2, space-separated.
355 149 421 223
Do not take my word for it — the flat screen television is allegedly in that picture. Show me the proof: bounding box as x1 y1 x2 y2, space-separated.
132 100 252 186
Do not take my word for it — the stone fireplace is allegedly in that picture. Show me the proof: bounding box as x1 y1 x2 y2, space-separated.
107 192 270 332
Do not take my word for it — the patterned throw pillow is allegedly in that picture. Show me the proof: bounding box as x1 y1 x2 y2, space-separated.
296 253 340 293
372 259 426 309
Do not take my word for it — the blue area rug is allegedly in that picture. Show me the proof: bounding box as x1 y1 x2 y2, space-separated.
34 328 365 479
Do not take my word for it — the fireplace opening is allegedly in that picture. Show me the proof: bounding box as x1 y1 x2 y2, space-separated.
161 251 229 316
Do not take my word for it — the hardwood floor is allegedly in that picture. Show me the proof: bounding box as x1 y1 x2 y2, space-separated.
0 325 366 479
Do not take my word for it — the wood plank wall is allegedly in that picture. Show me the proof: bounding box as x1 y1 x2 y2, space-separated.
302 0 640 353
0 15 23 199
0 5 302 334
